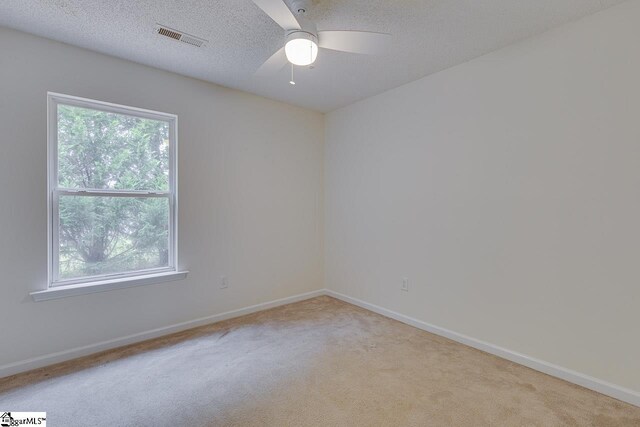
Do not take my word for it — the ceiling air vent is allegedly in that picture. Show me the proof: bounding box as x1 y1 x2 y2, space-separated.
155 24 207 48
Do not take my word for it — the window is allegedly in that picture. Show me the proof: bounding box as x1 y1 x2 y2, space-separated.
43 93 182 296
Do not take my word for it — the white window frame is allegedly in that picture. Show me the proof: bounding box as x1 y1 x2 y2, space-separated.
33 93 186 301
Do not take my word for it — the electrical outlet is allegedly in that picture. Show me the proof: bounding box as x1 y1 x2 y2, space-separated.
220 276 228 289
401 277 409 292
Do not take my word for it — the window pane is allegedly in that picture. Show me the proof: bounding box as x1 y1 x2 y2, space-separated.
57 195 170 281
57 104 170 191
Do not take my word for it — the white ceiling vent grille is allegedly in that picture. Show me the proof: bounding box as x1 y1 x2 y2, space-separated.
155 24 207 48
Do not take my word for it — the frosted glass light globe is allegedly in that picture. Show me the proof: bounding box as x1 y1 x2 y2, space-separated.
285 36 318 66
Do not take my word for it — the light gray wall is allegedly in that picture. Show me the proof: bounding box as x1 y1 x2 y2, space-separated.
0 27 324 368
325 1 640 392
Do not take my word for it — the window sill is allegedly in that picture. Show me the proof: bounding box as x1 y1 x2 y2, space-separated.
30 271 189 302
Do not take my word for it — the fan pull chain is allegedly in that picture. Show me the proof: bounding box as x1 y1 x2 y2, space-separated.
290 64 296 85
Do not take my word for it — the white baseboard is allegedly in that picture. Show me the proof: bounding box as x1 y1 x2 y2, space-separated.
325 289 640 408
3 287 638 408
0 289 324 379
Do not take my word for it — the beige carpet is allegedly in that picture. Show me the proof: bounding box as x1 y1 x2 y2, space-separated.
1 296 639 426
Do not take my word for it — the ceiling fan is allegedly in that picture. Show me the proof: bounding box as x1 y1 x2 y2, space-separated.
252 0 392 82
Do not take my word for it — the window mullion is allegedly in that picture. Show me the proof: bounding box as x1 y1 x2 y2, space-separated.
52 188 60 283
57 189 170 198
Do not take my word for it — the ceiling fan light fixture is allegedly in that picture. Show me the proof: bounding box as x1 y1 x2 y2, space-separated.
285 32 318 66
252 0 392 77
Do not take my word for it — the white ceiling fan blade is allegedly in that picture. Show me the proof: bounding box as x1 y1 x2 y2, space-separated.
255 47 289 76
318 31 392 55
252 0 301 31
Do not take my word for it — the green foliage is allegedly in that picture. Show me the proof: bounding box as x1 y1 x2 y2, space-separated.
57 105 170 279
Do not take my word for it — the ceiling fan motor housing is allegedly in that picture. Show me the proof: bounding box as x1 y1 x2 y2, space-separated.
286 29 317 46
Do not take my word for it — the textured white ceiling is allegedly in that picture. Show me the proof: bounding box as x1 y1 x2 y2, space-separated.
0 0 627 112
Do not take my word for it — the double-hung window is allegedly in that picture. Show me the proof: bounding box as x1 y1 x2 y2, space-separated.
39 93 183 299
